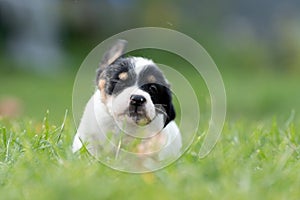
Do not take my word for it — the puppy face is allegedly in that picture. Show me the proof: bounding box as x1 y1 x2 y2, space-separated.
97 57 175 134
95 41 175 138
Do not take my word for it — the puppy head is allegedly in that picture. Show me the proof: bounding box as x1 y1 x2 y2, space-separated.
96 40 175 134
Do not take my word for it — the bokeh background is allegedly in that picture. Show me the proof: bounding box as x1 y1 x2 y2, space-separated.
0 0 299 123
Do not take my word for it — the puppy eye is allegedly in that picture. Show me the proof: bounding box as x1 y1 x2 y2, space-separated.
149 84 158 94
111 79 121 84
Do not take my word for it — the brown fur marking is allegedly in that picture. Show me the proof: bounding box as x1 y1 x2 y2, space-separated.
147 75 156 83
98 79 107 102
118 72 128 80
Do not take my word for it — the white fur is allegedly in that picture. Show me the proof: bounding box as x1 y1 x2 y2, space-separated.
131 57 155 75
72 90 182 160
72 57 182 167
106 86 156 123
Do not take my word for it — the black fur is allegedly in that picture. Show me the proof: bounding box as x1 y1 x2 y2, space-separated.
138 65 176 127
98 58 136 95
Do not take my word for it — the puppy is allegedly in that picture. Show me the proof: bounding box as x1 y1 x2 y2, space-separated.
72 40 182 167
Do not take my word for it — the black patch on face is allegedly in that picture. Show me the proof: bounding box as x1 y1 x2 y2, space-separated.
98 58 136 95
138 65 176 127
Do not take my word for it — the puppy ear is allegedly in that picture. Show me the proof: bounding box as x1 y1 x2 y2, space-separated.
164 102 176 127
163 87 176 127
99 39 127 69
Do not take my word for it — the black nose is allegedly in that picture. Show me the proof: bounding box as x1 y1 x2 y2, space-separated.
130 95 146 106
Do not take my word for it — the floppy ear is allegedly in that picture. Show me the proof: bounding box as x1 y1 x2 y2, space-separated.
96 39 127 83
164 102 176 127
163 87 176 127
99 39 127 69
96 40 127 101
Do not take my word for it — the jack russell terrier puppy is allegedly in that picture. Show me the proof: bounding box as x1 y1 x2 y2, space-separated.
72 40 182 168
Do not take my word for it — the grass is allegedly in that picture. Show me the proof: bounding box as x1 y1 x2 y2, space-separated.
1 55 300 199
0 111 299 199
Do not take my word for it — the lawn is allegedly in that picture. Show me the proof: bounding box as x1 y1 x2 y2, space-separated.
0 112 299 199
0 66 300 199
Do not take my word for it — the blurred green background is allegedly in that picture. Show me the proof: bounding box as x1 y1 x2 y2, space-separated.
0 0 299 123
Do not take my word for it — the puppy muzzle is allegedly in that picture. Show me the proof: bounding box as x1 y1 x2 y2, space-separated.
128 95 150 125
